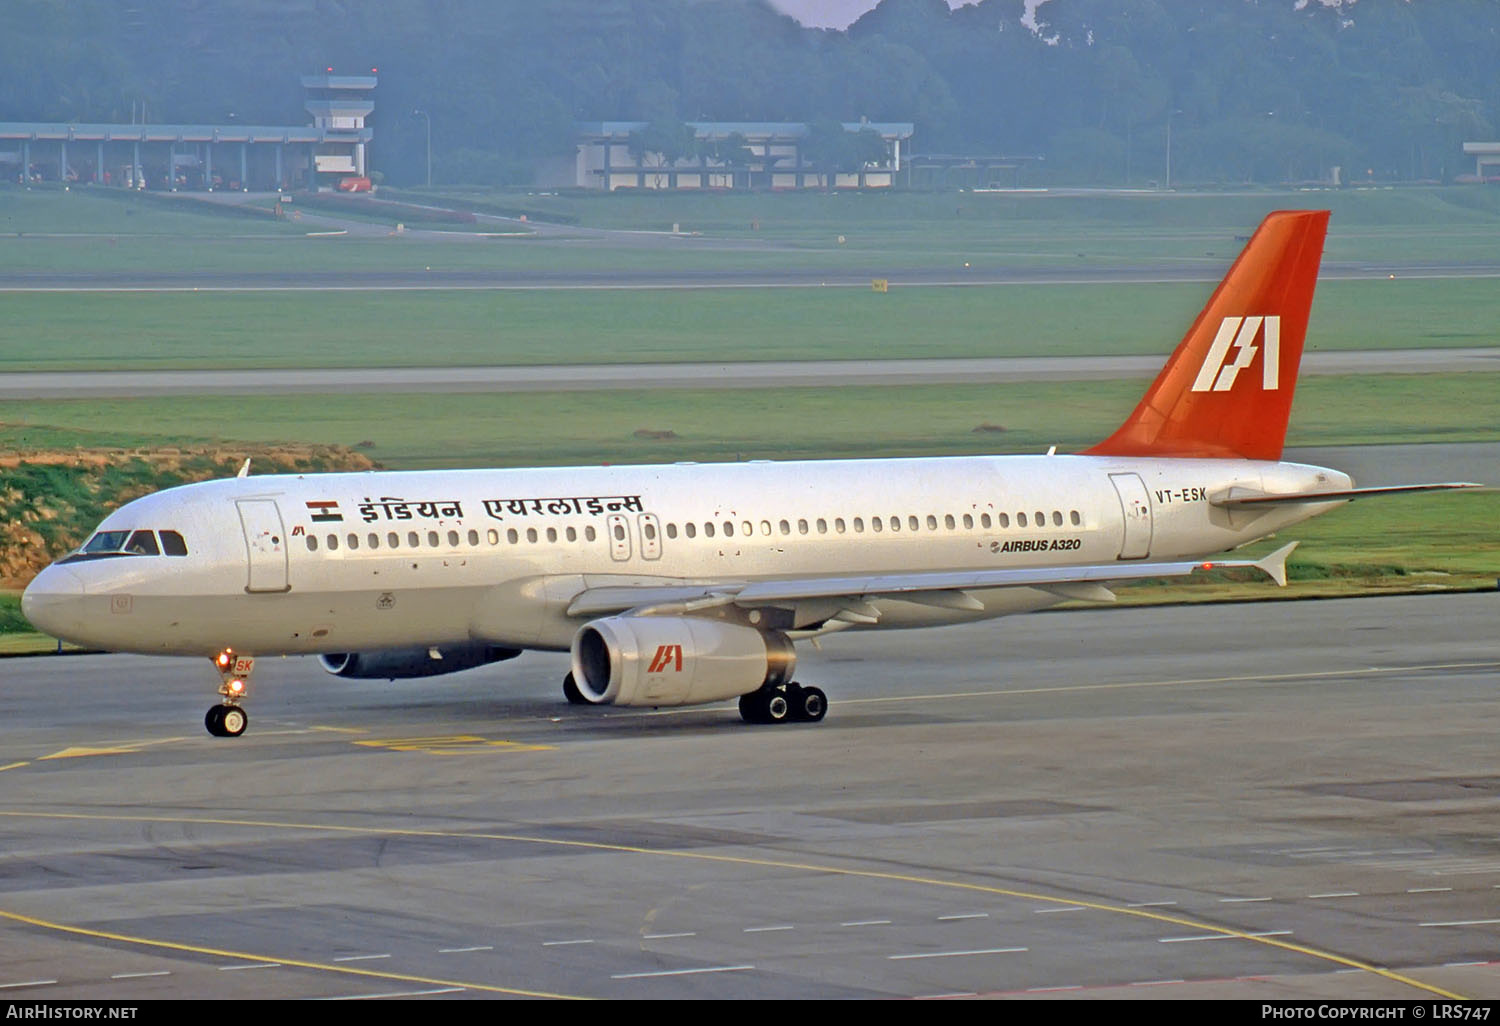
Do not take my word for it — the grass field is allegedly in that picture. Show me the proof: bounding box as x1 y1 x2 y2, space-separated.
4 373 1497 469
0 276 1494 372
3 183 1500 275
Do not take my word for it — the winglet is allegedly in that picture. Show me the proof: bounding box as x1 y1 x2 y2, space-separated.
1253 541 1299 587
236 458 251 479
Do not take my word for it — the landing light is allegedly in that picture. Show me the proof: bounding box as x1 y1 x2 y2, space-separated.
215 650 233 669
227 679 246 697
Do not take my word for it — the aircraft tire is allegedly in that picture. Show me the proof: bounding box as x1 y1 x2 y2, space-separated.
220 706 248 737
204 705 225 737
738 692 765 724
763 690 791 724
796 686 828 723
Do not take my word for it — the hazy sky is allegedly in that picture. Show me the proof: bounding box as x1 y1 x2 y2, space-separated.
769 1 975 30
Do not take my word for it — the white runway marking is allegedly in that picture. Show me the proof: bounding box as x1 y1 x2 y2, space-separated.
333 953 391 962
438 945 493 953
0 980 57 989
1421 918 1500 928
323 987 466 999
611 965 754 979
743 925 795 933
542 939 595 947
889 947 1028 960
218 963 280 971
110 970 171 978
1159 930 1293 944
842 919 892 927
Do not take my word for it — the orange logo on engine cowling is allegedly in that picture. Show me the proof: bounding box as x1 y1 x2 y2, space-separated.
648 644 683 673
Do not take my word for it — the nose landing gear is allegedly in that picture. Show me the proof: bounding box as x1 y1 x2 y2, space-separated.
205 649 253 737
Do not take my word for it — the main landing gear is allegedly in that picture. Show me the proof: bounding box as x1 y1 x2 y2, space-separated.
739 682 827 725
205 649 253 738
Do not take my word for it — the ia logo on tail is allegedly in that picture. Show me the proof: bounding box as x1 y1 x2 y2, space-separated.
1191 316 1281 392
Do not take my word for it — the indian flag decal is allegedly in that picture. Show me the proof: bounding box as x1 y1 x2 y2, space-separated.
306 500 343 523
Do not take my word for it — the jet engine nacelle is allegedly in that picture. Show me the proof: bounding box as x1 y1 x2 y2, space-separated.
319 643 522 680
571 616 796 707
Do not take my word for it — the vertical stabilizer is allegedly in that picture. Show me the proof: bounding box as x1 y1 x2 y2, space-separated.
1084 210 1328 461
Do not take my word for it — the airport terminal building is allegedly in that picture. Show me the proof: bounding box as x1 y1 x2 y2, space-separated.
550 121 915 190
0 74 374 192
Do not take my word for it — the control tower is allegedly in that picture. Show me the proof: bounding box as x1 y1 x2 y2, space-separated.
301 71 375 185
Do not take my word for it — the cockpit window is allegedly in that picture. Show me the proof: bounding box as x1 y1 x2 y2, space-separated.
64 529 188 563
125 530 159 556
82 531 132 554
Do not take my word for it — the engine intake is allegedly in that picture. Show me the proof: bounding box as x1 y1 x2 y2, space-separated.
319 643 521 680
570 616 795 707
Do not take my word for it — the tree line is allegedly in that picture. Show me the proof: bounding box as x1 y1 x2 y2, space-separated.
0 0 1494 187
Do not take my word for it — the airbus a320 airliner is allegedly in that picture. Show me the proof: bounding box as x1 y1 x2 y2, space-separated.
21 210 1475 736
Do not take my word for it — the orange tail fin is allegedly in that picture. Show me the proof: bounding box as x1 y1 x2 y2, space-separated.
1084 209 1329 461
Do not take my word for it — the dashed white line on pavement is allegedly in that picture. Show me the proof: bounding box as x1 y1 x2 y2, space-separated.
612 965 754 980
439 945 493 953
1159 930 1293 944
333 954 391 962
322 988 466 1000
889 947 1028 961
110 971 171 979
744 925 795 933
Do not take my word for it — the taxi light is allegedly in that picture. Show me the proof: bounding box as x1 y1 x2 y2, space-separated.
216 651 232 668
228 679 245 696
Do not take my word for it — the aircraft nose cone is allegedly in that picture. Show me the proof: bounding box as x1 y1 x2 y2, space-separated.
20 565 86 639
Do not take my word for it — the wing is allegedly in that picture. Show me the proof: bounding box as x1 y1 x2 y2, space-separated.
566 542 1299 629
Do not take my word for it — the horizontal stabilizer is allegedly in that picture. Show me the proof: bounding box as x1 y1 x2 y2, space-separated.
1212 482 1481 509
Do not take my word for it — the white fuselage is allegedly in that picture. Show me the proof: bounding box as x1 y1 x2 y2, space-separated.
22 453 1350 658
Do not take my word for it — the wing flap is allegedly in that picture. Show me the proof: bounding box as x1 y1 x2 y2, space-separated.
563 547 1297 619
